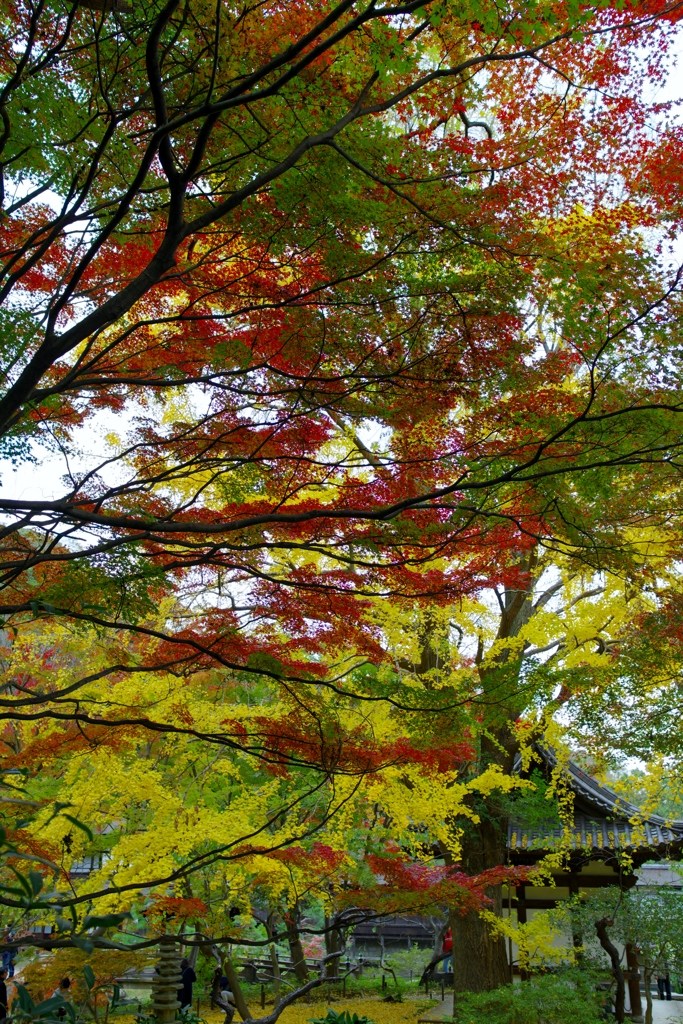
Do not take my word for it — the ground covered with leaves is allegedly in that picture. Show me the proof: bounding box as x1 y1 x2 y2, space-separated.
118 1000 435 1024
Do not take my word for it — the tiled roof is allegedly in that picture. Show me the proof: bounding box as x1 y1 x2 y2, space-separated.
507 749 683 854
508 814 683 852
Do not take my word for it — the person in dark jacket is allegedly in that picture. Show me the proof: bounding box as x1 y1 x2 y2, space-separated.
177 958 197 1009
1 931 15 979
657 971 672 1001
211 968 235 1024
0 966 8 1023
51 976 72 1020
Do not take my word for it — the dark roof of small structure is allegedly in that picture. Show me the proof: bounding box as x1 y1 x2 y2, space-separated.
507 748 683 859
352 914 433 942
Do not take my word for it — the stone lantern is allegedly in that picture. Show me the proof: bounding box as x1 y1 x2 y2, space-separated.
151 940 183 1024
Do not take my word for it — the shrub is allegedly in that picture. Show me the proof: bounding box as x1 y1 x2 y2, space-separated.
385 944 434 977
448 973 608 1024
309 1011 374 1024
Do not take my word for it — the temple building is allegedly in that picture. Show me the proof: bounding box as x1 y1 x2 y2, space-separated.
504 748 683 1020
508 748 683 909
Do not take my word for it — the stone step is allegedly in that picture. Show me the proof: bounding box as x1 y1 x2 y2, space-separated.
417 995 453 1022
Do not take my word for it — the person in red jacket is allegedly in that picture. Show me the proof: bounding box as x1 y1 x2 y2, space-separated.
441 928 453 972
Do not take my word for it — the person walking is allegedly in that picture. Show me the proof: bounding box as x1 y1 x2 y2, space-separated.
177 958 197 1010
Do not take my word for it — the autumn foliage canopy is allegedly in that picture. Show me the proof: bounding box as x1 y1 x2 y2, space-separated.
1 0 683 1000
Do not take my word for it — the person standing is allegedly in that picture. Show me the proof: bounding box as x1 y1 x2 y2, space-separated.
657 971 672 1001
1 932 14 979
51 977 72 1020
441 928 453 973
177 958 197 1010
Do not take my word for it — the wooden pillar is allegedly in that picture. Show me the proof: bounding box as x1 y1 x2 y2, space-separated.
507 886 513 981
516 885 527 925
626 944 643 1023
568 874 583 955
516 885 528 980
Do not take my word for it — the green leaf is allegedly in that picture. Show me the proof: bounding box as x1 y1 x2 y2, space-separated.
8 865 33 898
15 984 36 1013
71 935 94 952
2 850 59 871
61 813 94 842
245 651 286 677
34 996 71 1016
0 882 28 897
82 911 131 930
29 869 44 895
83 964 96 990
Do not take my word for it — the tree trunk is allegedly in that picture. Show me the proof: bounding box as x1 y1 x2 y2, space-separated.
450 812 510 993
185 927 200 969
431 918 449 961
644 968 653 1024
286 910 309 983
269 943 281 1005
265 913 281 1006
206 944 252 1021
324 916 342 978
625 944 643 1023
450 896 510 993
595 917 625 1024
221 952 253 1022
419 920 450 982
437 574 532 994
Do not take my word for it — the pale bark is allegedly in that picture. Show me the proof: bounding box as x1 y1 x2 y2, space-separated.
222 953 253 1022
265 914 281 1007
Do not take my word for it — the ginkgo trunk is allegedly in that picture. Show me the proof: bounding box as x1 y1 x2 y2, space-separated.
449 814 510 993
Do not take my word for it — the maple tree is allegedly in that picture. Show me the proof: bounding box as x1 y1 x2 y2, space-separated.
0 615 534 1024
21 948 150 1021
2 549 682 1000
1 0 683 1005
0 614 519 902
0 0 680 667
